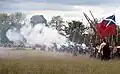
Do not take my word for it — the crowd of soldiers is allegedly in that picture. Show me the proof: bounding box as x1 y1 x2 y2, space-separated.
1 39 120 60
90 39 120 60
32 43 90 56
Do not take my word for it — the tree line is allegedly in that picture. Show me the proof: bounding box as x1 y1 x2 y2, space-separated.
0 12 120 45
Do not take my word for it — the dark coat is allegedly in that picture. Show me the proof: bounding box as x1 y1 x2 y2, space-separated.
102 43 110 60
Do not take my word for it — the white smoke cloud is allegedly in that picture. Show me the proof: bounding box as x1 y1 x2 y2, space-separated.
6 18 68 47
6 28 25 44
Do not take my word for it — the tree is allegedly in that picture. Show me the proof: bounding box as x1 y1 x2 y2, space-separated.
0 12 26 44
116 25 120 43
30 15 47 27
0 13 10 44
9 12 25 31
50 16 65 30
49 16 67 36
65 21 85 44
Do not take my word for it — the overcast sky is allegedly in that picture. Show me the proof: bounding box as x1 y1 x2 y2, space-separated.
1 0 120 24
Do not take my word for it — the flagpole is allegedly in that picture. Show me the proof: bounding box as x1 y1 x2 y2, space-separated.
117 25 119 42
112 35 114 45
116 25 119 43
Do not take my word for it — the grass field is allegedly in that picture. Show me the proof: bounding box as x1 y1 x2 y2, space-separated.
0 49 120 74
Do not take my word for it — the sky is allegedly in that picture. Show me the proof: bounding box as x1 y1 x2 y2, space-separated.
1 0 120 24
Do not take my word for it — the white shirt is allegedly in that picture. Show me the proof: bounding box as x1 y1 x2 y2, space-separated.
98 42 106 53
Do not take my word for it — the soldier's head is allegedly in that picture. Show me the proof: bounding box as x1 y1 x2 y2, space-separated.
103 39 106 43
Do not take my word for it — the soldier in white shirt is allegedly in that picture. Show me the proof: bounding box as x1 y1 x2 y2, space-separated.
99 39 110 60
98 39 106 54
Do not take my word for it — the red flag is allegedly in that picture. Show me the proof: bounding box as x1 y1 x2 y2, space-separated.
96 15 116 38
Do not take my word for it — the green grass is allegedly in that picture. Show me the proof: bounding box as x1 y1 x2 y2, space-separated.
0 58 120 74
